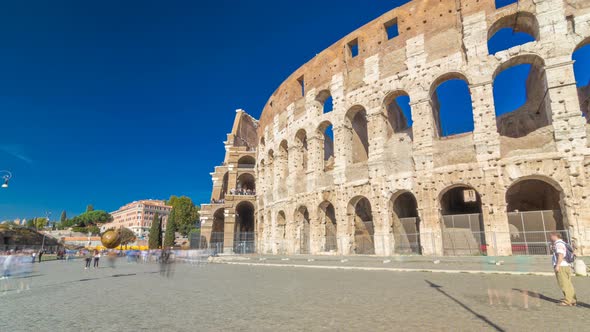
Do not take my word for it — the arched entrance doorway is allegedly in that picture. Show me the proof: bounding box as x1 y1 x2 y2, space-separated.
506 178 567 255
349 196 374 255
295 206 311 254
276 211 287 254
319 201 337 252
390 192 420 254
211 209 225 253
236 173 255 195
440 186 486 255
234 201 255 254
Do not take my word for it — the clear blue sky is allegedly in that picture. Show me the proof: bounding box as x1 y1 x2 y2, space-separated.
0 0 588 221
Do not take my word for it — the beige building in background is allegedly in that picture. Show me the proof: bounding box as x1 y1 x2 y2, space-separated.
105 200 172 239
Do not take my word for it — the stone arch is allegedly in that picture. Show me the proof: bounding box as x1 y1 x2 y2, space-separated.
278 140 289 178
317 121 335 171
237 155 255 168
493 54 550 138
506 176 569 253
318 200 337 252
220 172 229 200
211 208 225 252
294 205 311 254
347 196 374 254
316 89 334 114
236 173 255 193
345 105 369 163
439 184 486 255
235 201 255 253
429 72 474 137
276 210 287 254
388 191 420 254
382 90 413 137
488 11 539 54
294 129 309 172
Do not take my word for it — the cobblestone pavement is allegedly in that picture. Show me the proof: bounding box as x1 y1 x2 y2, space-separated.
1 259 589 331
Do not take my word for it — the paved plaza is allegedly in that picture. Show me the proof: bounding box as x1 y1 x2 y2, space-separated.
1 258 589 331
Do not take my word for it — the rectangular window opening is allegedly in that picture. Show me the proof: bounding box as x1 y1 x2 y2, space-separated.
495 0 518 9
348 39 359 58
384 18 399 40
297 75 305 97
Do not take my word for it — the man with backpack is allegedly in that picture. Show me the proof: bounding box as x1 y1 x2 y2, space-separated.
550 232 577 306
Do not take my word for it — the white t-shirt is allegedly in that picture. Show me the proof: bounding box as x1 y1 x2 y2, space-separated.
552 240 571 267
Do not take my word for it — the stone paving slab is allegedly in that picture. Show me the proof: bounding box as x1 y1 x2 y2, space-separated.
214 254 585 275
1 259 590 331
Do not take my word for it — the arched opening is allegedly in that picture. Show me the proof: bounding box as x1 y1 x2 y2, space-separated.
319 201 337 252
440 185 486 255
211 209 225 253
234 201 255 254
316 89 334 114
383 91 413 137
488 12 538 54
349 196 374 254
390 192 420 254
346 106 369 163
294 129 309 172
237 155 256 169
218 172 228 202
573 42 590 121
493 55 550 138
431 75 474 137
236 173 255 195
506 178 567 255
276 211 287 254
295 206 311 254
279 140 289 179
318 121 335 172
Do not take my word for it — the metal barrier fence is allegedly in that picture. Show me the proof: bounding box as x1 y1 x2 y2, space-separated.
234 232 255 254
510 230 570 255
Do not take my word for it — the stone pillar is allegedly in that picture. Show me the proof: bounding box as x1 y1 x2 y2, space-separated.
366 110 388 180
415 184 443 256
223 211 236 254
333 124 351 185
545 60 589 253
410 99 436 172
470 82 501 161
307 135 323 190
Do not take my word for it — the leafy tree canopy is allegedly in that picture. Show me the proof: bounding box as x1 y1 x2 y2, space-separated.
119 227 136 246
70 210 113 228
166 195 200 236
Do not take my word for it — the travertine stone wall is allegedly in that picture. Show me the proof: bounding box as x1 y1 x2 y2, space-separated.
209 0 590 256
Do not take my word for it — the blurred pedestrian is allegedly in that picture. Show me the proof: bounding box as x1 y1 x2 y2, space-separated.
84 250 92 270
31 251 36 264
38 250 43 263
93 250 100 268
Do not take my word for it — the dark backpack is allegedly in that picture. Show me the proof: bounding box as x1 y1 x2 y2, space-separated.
557 240 576 263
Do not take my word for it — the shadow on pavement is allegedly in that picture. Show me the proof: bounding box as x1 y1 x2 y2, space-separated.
425 280 505 332
513 288 590 309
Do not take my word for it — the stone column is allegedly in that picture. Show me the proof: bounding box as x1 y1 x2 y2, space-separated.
470 81 501 161
410 99 436 172
223 211 236 254
307 135 323 191
366 111 389 180
333 124 351 185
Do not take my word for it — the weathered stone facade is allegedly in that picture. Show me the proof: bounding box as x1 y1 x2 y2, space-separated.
200 110 258 254
204 0 590 256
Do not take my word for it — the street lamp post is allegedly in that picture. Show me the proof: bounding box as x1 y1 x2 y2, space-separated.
1 170 12 188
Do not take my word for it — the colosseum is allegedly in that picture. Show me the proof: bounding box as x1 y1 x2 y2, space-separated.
200 0 590 257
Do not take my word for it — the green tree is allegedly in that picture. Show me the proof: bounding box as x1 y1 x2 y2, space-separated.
70 210 113 228
60 210 67 222
119 227 136 248
33 217 48 230
86 204 94 212
163 212 177 248
166 196 200 236
87 225 100 235
26 219 35 228
148 213 162 249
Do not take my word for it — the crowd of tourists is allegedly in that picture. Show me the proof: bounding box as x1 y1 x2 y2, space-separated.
229 188 255 196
